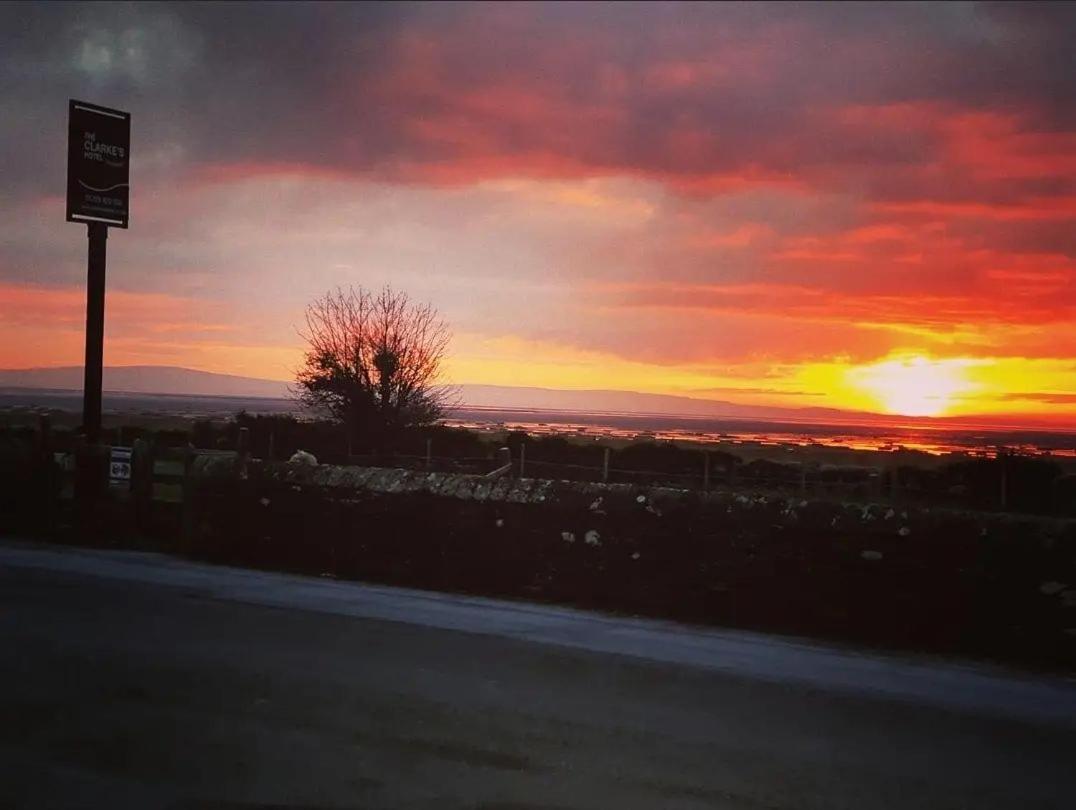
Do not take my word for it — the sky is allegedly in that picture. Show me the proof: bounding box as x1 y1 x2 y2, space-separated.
1 1 1074 423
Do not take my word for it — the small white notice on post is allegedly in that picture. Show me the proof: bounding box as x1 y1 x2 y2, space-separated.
109 446 132 488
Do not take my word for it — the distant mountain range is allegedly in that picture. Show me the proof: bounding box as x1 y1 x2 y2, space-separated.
0 364 857 422
0 365 292 399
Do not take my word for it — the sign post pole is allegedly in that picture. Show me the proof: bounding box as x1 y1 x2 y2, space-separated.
67 98 130 508
66 98 130 445
83 222 108 444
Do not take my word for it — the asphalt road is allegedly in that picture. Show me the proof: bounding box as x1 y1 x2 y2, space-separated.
2 541 1076 809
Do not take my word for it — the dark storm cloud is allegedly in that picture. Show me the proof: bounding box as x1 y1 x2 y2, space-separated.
2 1 1074 200
0 2 403 194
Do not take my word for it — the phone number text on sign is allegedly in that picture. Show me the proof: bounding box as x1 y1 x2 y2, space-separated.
110 447 132 488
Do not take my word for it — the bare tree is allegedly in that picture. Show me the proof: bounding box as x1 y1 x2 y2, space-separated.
295 286 454 451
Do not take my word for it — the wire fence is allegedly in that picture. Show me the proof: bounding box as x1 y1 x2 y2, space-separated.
519 456 875 496
4 418 1073 517
507 446 1074 515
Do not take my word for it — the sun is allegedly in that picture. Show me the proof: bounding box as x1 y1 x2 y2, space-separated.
846 355 980 417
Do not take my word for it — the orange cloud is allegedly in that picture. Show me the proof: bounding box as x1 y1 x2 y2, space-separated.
0 283 297 379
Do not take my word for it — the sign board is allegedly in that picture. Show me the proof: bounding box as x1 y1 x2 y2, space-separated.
67 99 130 228
109 446 132 488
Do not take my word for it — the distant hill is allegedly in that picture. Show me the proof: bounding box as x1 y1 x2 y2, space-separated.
0 364 873 423
454 384 860 423
0 365 292 399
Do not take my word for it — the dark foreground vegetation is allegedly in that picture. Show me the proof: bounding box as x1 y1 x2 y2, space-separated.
2 413 1076 673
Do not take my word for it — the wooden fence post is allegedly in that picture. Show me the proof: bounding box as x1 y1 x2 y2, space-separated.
36 414 51 461
703 450 710 491
519 442 526 478
268 431 275 462
181 445 195 546
132 438 150 531
237 426 250 479
602 447 611 483
37 414 57 532
999 452 1008 511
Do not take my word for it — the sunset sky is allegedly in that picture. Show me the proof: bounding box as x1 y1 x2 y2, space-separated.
1 1 1074 422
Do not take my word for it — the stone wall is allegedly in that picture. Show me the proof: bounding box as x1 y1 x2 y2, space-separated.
182 460 1076 670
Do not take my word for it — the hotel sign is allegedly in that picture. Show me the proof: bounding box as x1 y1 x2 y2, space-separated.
66 99 130 228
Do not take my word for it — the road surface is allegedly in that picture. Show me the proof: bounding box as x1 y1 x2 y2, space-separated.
2 540 1075 809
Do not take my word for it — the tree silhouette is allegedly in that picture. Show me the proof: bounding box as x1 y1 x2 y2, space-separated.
295 286 453 452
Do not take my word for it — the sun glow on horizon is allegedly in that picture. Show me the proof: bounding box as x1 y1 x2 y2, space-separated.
846 355 982 417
